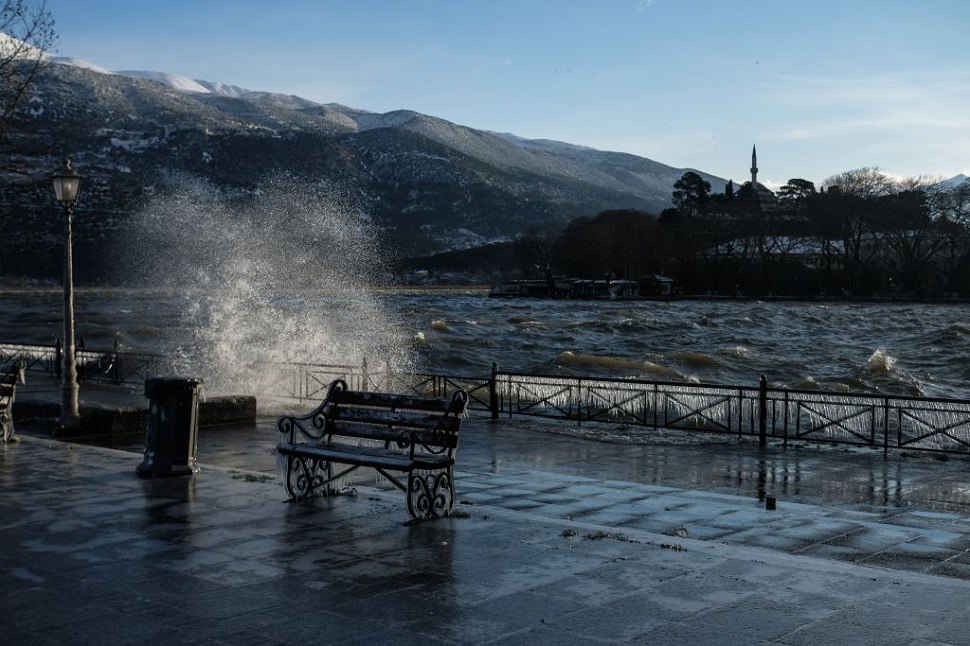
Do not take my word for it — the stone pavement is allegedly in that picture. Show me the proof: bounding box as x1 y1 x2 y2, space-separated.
3 403 970 644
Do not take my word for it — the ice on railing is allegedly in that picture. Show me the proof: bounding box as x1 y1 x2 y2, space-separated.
583 381 654 422
505 375 580 415
793 393 880 441
897 400 970 452
0 343 55 367
262 363 970 455
777 392 970 451
661 387 740 430
504 375 746 430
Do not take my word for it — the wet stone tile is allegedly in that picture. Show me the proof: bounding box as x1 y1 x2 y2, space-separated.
724 528 820 553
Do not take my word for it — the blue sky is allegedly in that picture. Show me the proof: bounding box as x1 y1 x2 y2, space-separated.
44 0 969 188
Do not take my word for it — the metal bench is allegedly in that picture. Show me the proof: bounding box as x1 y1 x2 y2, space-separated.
276 379 468 521
1 362 26 442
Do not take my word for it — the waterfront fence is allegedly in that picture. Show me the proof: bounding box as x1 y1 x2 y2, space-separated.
5 341 970 457
0 341 162 386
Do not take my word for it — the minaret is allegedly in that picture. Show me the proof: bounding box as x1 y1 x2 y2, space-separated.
750 144 758 185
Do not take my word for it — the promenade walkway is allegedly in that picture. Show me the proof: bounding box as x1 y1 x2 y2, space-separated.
3 383 970 644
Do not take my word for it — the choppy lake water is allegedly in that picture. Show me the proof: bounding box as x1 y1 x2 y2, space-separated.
2 288 969 399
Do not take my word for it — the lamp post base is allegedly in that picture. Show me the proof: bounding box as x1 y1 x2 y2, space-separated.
61 382 80 431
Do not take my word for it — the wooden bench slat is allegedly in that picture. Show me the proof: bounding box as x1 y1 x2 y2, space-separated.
328 407 462 431
324 421 460 450
278 443 454 471
333 391 457 413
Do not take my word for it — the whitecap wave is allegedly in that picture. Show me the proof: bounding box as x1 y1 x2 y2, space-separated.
665 350 720 368
867 348 897 375
553 351 686 380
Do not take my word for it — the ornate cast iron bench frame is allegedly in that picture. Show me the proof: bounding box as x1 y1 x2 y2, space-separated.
276 379 468 521
1 361 26 442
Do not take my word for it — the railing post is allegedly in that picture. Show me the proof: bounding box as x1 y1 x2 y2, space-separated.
759 375 768 447
489 362 498 419
577 378 583 427
783 390 789 447
362 357 369 392
111 339 122 384
884 397 890 456
54 338 62 379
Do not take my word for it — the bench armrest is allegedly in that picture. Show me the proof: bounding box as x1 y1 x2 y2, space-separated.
276 379 348 443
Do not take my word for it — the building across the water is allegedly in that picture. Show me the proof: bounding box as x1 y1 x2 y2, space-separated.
489 276 678 300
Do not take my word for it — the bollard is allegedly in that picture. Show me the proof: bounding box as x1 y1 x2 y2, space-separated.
136 377 204 477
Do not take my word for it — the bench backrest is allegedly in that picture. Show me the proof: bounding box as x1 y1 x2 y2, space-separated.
278 379 468 451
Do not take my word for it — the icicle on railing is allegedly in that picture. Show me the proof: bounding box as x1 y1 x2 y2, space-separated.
794 393 880 442
581 380 654 421
896 399 970 452
659 384 743 432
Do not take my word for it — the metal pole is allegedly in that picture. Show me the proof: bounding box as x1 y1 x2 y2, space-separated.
489 362 498 419
61 203 80 429
758 374 768 447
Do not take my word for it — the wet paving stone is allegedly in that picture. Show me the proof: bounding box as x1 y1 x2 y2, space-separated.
7 416 970 644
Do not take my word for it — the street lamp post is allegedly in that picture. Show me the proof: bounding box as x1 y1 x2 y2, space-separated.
51 159 82 430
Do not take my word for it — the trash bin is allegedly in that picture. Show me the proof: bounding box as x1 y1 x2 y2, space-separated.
136 377 204 477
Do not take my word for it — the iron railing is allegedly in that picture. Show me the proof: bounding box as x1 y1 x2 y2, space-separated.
5 340 970 457
492 371 970 456
0 341 163 385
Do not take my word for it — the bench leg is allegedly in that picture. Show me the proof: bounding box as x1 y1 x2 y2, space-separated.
284 455 330 500
406 467 455 521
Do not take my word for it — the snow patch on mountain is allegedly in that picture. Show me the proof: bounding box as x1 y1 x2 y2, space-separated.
116 70 210 93
47 53 253 98
0 31 43 59
194 79 252 98
352 110 423 131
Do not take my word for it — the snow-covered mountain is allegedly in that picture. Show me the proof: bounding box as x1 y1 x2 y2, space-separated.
46 52 254 97
0 53 728 281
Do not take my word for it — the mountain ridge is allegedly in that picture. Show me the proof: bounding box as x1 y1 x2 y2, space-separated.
1 54 732 280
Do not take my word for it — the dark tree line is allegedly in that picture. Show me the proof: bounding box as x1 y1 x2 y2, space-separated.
512 168 970 298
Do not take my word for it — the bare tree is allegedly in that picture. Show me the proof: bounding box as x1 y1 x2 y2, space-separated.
0 0 56 143
928 181 970 293
821 167 898 293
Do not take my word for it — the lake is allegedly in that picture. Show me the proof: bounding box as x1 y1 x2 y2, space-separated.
1 288 968 400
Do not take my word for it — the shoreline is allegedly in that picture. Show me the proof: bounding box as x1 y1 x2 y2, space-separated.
2 282 967 304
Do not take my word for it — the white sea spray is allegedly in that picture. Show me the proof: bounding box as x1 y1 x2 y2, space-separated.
114 173 414 395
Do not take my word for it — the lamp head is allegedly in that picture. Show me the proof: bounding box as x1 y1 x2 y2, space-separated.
52 159 82 207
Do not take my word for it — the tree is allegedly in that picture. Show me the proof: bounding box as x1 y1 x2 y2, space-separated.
824 166 895 200
517 225 558 285
878 188 940 295
926 181 970 294
0 0 56 143
820 168 898 294
672 171 711 217
778 178 816 202
552 209 657 279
